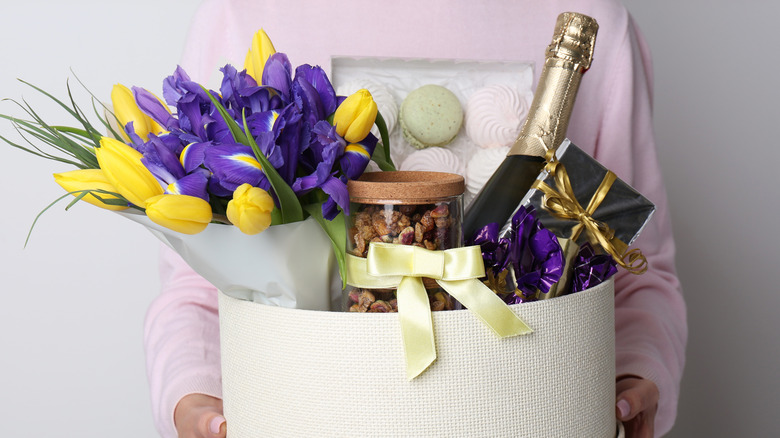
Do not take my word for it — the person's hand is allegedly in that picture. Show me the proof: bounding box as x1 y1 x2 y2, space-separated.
174 393 226 438
616 375 659 438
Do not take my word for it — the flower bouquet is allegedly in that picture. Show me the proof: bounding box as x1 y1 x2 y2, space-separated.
3 25 635 437
2 29 394 310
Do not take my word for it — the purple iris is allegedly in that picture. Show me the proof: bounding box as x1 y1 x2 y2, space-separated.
162 66 216 143
122 121 147 153
272 104 305 185
220 64 282 115
290 122 351 218
203 143 271 195
261 53 293 101
339 134 378 180
148 54 375 221
140 135 208 201
292 64 338 125
133 86 178 132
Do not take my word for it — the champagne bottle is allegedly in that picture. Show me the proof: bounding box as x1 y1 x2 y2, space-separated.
463 12 598 239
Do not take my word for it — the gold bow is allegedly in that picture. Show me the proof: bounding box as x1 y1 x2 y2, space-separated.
531 149 648 274
347 243 532 379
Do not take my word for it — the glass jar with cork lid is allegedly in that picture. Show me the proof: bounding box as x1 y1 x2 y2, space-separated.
344 171 465 312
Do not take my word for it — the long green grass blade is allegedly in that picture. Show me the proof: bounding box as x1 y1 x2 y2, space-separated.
0 131 84 167
64 190 90 210
91 98 123 141
52 125 101 142
65 81 101 149
11 120 93 167
24 189 133 247
18 79 81 120
16 99 99 167
70 71 125 141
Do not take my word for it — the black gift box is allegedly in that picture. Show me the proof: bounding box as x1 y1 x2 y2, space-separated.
515 139 655 250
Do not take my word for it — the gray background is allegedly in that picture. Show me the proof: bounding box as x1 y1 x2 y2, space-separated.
0 0 777 436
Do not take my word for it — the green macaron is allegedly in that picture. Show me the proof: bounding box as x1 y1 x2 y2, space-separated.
400 84 464 149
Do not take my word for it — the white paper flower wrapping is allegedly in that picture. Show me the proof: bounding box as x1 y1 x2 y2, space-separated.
121 212 341 310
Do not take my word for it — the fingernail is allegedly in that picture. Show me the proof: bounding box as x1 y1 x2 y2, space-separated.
209 415 226 434
617 399 631 418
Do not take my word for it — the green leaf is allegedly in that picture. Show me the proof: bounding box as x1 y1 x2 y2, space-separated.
240 110 303 223
304 204 347 290
371 111 395 172
371 141 396 172
374 110 393 165
270 207 283 226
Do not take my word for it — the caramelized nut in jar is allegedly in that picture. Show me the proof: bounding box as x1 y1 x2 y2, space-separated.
344 171 464 312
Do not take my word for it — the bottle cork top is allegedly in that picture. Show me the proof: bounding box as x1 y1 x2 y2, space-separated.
547 12 599 71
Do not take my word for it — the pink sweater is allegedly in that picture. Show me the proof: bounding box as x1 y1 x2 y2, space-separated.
145 0 687 436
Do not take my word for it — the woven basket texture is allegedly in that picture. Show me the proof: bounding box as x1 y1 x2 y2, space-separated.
219 279 616 437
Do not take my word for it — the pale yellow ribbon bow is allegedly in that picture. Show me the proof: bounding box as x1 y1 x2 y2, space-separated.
347 242 533 380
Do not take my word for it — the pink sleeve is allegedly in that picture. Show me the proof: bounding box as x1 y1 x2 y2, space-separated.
587 15 688 436
144 245 222 438
144 4 227 437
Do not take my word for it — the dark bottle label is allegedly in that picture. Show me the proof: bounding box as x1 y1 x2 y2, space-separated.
463 155 546 240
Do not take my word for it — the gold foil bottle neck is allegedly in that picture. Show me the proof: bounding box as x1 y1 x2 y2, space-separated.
509 12 599 157
547 12 599 71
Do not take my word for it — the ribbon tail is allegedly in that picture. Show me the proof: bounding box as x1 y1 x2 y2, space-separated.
397 276 436 380
438 279 533 338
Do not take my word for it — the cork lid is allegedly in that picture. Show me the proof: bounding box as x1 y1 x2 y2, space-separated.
348 171 465 204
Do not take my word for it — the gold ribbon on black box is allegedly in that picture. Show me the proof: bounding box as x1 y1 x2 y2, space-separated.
525 140 655 274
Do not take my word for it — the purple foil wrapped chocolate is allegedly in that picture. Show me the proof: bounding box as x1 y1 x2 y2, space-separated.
571 242 618 293
468 206 564 303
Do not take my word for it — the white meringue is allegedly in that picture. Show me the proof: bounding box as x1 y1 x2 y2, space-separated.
399 147 465 177
465 145 510 198
465 84 530 149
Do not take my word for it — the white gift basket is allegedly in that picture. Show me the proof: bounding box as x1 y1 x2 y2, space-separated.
219 278 619 437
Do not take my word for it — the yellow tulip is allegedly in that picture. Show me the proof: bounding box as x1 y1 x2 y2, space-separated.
243 28 276 83
333 89 378 143
226 183 274 235
96 137 163 207
53 169 128 211
110 84 165 141
145 194 212 235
